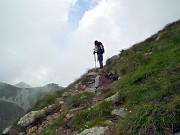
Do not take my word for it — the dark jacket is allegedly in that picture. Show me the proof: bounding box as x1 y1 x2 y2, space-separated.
95 45 103 61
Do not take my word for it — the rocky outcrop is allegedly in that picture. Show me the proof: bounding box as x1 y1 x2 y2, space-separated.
17 111 44 127
111 108 127 118
106 92 119 102
76 126 108 135
2 126 12 135
85 73 101 93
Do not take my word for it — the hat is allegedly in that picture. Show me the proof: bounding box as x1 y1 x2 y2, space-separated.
94 40 98 45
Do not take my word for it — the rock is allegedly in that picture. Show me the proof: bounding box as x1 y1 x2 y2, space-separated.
66 107 84 120
69 106 85 112
87 78 95 85
85 75 100 93
27 126 38 134
17 110 45 127
85 87 96 93
2 126 12 135
111 108 127 118
94 75 100 88
62 92 69 97
52 113 59 119
106 92 119 102
38 127 43 133
87 72 97 76
18 132 25 135
46 115 53 121
75 82 81 89
109 55 119 61
106 72 119 81
104 120 113 125
66 113 74 120
18 111 38 127
41 120 49 128
156 36 160 41
48 105 53 109
144 52 152 55
59 100 64 105
76 126 108 135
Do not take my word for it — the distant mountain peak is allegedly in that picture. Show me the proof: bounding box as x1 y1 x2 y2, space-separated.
14 82 32 88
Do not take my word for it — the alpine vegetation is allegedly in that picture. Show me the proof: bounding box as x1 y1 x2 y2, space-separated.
2 20 180 135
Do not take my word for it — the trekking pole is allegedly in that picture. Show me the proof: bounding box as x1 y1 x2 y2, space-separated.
94 54 96 68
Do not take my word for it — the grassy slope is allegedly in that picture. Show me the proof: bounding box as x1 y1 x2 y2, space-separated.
13 20 180 135
40 20 180 135
105 20 180 134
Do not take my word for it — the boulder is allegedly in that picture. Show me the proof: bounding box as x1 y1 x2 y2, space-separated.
105 92 119 102
111 108 127 118
85 87 96 93
76 126 108 135
94 75 100 88
87 72 97 76
2 126 12 135
17 110 45 127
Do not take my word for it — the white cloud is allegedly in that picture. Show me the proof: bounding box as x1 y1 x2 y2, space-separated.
69 0 180 59
0 0 179 87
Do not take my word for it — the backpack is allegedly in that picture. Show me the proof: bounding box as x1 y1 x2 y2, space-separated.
98 42 105 54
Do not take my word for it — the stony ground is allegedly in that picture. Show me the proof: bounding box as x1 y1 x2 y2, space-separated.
5 70 123 135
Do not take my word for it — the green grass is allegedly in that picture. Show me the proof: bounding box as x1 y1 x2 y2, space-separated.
103 20 180 134
63 92 95 110
40 113 66 135
29 89 65 111
70 100 113 131
11 20 180 135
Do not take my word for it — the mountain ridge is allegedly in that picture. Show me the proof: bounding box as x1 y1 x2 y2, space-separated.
14 82 32 88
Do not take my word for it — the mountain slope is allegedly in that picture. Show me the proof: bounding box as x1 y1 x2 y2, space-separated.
0 100 24 133
0 82 62 110
0 82 63 133
5 20 180 135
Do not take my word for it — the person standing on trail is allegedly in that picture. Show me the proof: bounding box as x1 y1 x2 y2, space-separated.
93 40 104 69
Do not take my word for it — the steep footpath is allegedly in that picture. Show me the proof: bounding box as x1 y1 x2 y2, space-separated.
3 20 180 135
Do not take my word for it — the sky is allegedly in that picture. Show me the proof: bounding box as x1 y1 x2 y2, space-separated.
0 0 180 87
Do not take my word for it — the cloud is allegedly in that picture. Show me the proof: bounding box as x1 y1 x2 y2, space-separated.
0 0 179 87
0 0 77 86
67 0 180 63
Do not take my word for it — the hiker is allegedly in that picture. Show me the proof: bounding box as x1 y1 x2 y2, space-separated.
93 40 104 69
